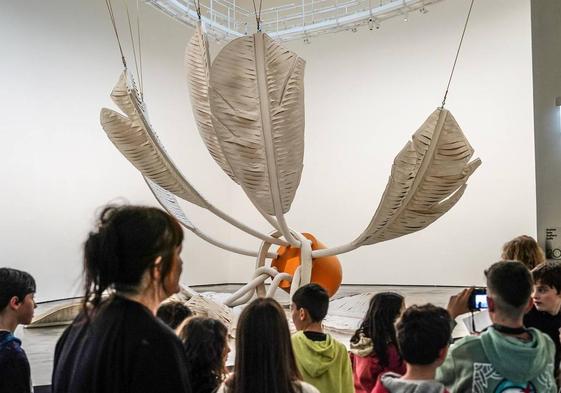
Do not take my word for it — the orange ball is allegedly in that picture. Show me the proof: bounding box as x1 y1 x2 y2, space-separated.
271 233 342 297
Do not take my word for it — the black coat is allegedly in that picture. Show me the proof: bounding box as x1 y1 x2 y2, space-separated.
52 295 192 393
524 305 561 378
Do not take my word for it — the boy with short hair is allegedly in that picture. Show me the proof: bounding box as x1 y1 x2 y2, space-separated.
437 261 556 392
0 267 37 393
372 304 451 393
524 261 561 381
290 283 354 393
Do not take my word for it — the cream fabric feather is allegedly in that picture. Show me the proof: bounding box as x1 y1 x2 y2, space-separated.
144 177 196 230
186 295 234 334
100 71 207 208
186 22 238 182
353 108 481 246
208 32 305 215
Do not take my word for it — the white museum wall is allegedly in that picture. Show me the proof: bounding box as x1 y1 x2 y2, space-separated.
225 0 537 286
1 0 535 301
0 0 249 301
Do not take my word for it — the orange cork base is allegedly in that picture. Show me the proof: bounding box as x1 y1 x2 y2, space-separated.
271 233 342 297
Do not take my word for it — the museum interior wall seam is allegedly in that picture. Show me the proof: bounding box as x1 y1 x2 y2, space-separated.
531 0 561 253
1 0 535 301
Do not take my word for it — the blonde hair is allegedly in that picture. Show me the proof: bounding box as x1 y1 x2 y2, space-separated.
501 235 545 270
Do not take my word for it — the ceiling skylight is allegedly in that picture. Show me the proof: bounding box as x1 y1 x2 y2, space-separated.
146 0 445 42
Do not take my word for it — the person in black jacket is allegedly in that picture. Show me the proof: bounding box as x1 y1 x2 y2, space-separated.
0 268 36 393
52 205 192 393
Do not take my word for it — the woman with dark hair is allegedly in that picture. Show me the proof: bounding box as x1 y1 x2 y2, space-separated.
349 292 406 393
178 317 229 393
217 297 319 393
52 205 191 393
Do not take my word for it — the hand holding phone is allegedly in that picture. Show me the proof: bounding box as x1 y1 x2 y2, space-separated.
447 288 474 319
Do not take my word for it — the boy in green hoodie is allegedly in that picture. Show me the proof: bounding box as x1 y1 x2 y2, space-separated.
291 283 354 393
436 261 556 392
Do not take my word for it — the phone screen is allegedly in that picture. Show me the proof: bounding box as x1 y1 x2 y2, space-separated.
475 294 488 309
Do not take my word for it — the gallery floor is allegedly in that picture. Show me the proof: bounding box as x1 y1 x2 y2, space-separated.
21 284 467 390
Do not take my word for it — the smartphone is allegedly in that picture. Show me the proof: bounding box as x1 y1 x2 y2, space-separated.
469 288 488 311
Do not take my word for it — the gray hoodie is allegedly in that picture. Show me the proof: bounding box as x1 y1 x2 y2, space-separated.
376 373 447 393
436 327 556 392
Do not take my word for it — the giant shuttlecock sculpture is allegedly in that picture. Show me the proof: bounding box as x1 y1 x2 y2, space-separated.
100 22 481 307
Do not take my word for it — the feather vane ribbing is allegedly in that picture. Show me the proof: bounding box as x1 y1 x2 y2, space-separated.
100 72 207 208
186 22 238 182
208 32 305 215
353 108 481 246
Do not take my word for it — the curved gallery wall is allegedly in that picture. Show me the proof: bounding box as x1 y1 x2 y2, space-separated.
0 0 533 301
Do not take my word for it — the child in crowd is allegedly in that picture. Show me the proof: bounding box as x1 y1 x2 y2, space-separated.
437 261 556 392
524 261 561 383
0 268 36 393
218 297 319 393
350 292 405 393
372 304 451 393
179 316 229 393
157 301 193 330
501 234 545 269
290 283 354 393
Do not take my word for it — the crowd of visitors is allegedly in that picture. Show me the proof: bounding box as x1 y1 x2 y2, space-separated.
1 204 561 393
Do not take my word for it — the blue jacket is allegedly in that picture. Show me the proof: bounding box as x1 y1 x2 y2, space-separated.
0 331 32 393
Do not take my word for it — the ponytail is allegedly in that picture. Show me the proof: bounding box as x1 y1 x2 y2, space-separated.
82 205 183 317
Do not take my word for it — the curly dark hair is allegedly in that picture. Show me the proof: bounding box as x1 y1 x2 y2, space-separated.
178 317 228 393
532 261 561 293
